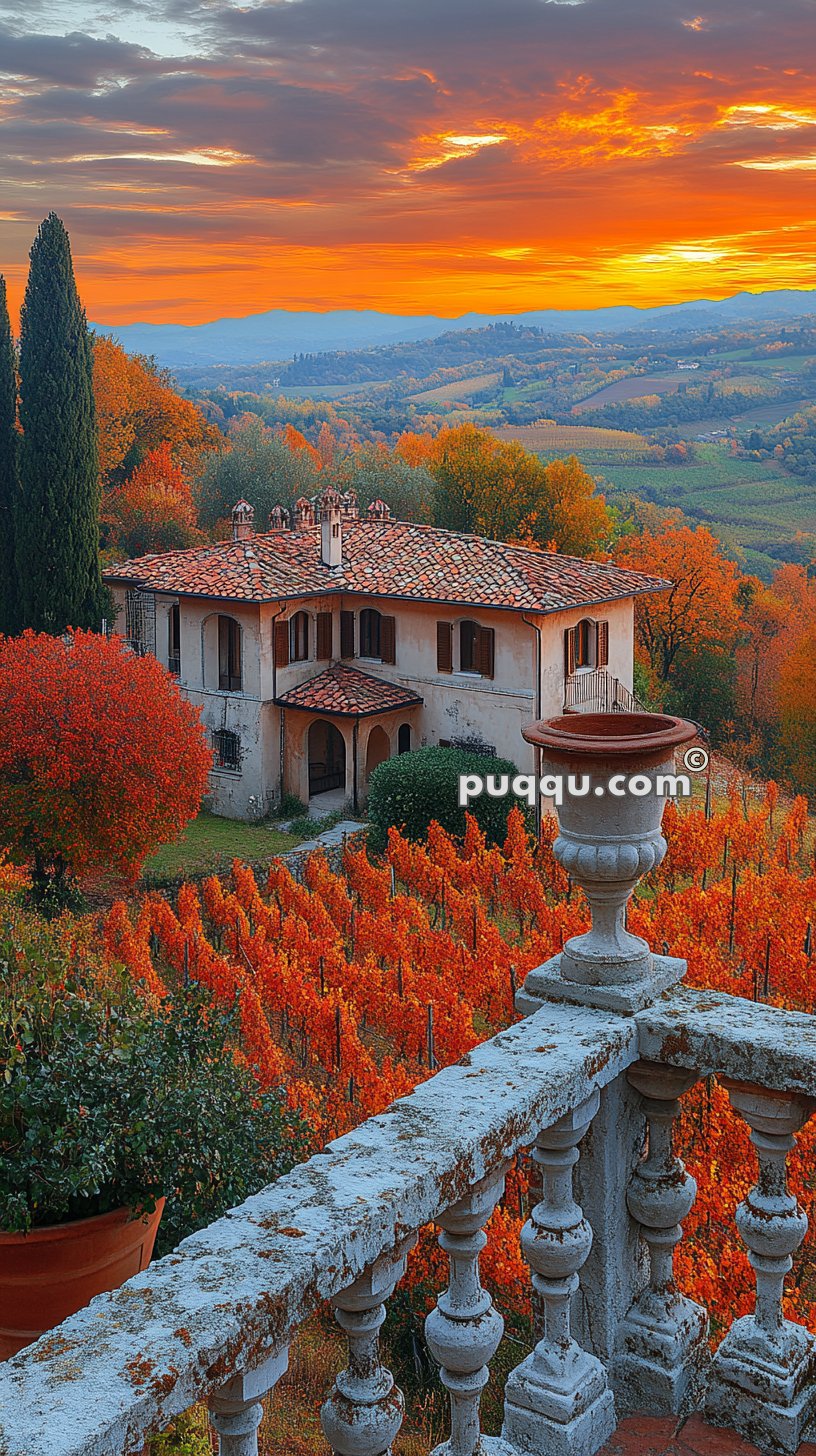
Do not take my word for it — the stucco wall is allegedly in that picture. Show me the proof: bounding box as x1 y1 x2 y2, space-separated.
109 585 638 819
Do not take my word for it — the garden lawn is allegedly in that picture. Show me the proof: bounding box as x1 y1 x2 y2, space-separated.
142 811 303 883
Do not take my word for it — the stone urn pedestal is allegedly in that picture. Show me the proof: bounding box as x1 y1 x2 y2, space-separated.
518 712 699 1016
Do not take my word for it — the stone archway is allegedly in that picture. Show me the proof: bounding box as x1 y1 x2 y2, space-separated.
308 720 346 796
365 725 390 783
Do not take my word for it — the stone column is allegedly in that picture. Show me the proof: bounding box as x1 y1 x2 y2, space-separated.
614 1061 708 1415
208 1346 289 1456
705 1080 816 1454
425 1166 516 1456
321 1238 415 1456
502 1090 616 1456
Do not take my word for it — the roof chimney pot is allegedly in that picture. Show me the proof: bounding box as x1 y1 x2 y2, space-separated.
232 499 254 541
320 487 343 570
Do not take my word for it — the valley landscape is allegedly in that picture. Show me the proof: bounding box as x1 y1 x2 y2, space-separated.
99 298 816 582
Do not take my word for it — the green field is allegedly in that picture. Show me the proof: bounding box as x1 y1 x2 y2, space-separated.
142 811 302 884
595 444 816 579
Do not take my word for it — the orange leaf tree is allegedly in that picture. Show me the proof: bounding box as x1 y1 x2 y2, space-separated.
0 630 212 906
614 522 742 681
93 336 220 486
102 442 202 558
397 423 611 554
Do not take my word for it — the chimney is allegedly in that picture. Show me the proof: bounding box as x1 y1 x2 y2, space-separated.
367 498 391 522
341 489 359 520
232 499 254 541
268 504 291 531
319 487 343 570
294 496 316 530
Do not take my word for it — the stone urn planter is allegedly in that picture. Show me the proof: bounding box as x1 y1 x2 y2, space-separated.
519 711 699 1014
0 1200 164 1360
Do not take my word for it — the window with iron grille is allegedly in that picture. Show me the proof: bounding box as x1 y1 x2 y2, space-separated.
212 728 241 773
124 588 156 656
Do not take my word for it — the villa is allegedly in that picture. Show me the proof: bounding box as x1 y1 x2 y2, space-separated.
104 489 667 817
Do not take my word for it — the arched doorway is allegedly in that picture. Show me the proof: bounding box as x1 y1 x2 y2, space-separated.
308 720 346 797
365 725 390 782
398 723 411 755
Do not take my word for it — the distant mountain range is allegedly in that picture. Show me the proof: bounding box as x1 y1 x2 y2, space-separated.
90 290 816 368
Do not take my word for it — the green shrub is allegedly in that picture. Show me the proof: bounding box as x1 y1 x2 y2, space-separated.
278 792 306 819
149 1409 212 1456
367 746 523 852
0 912 309 1248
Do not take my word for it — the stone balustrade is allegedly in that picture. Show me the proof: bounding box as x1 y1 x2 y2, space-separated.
1 987 816 1456
3 712 815 1456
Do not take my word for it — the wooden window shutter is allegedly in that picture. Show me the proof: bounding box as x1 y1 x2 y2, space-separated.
274 619 289 668
437 621 453 673
340 610 355 659
596 620 609 668
564 627 576 676
381 615 396 665
316 611 333 660
477 626 495 679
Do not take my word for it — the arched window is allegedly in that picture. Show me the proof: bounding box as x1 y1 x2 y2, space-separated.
459 620 494 678
575 618 594 669
168 603 180 675
359 608 382 659
398 723 412 755
290 611 310 663
218 615 242 691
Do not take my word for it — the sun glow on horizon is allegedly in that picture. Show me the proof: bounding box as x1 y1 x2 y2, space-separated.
1 2 814 325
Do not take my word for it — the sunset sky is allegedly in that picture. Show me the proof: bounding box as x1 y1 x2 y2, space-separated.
1 0 815 326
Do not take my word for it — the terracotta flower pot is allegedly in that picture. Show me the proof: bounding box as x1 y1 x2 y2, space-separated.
0 1199 164 1360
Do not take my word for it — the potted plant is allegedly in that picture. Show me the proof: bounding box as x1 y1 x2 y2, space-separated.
0 912 308 1359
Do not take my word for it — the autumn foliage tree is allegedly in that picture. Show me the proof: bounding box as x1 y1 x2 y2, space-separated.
0 630 212 908
613 521 742 726
102 442 201 559
93 335 219 486
396 423 611 555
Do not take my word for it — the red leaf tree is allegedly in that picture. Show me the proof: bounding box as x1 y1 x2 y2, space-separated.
0 630 213 904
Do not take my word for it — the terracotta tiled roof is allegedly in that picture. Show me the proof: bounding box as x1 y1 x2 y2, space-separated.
276 664 423 717
105 521 669 614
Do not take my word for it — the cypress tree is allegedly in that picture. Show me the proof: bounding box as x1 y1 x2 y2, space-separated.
0 276 19 635
16 213 103 632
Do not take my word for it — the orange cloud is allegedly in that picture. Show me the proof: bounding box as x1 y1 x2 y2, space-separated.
1 0 815 325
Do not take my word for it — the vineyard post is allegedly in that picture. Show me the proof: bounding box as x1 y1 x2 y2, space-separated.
427 1003 436 1071
335 1007 342 1071
728 863 738 956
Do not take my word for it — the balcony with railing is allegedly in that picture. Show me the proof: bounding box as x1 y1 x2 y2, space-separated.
1 713 815 1456
564 669 641 715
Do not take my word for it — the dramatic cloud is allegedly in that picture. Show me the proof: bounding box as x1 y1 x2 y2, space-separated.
0 0 814 322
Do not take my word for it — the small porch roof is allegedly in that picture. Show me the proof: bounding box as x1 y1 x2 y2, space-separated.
275 664 423 718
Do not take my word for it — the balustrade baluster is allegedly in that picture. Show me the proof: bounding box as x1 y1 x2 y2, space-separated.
208 1346 289 1456
425 1166 516 1456
614 1061 708 1414
502 1089 616 1456
321 1237 415 1456
705 1079 816 1454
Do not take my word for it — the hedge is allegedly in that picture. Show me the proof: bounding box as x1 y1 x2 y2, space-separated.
367 745 523 852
